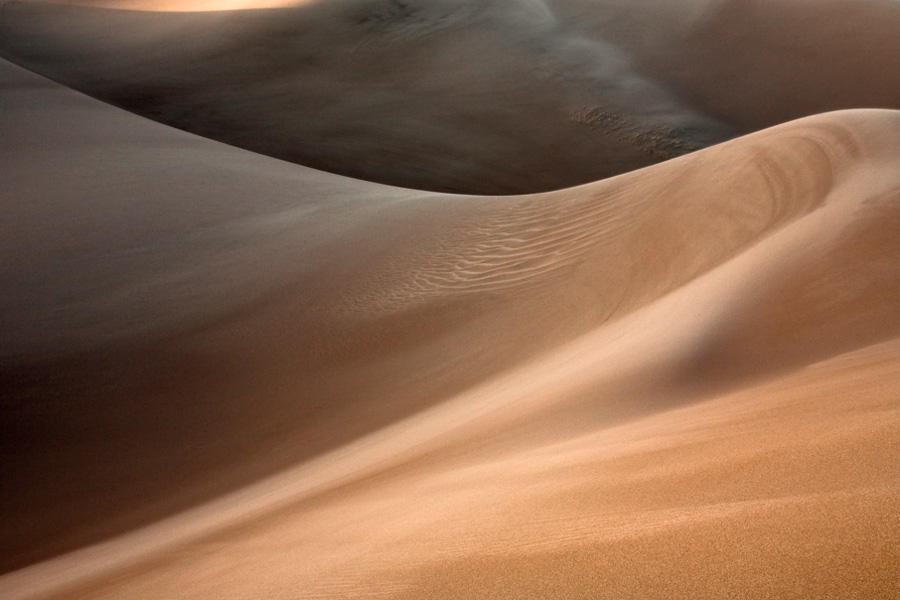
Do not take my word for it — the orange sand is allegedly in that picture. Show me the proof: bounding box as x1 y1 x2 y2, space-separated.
1 1 899 598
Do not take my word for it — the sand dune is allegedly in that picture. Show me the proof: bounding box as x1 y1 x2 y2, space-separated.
3 0 900 194
0 0 729 193
2 0 900 598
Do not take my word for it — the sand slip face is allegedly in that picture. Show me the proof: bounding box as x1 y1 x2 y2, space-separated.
0 55 433 570
2 38 900 599
0 58 431 359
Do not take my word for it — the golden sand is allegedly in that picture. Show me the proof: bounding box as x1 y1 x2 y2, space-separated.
1 1 899 598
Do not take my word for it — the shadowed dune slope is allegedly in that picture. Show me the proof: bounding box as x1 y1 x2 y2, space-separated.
0 0 730 194
0 0 729 194
2 0 900 195
2 50 900 599
611 0 900 132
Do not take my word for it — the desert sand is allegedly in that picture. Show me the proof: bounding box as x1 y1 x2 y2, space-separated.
1 0 900 598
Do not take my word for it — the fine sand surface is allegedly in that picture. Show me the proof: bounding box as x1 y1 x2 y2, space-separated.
2 0 900 598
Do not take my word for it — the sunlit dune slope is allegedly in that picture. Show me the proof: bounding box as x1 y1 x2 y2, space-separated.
2 52 900 599
3 0 900 195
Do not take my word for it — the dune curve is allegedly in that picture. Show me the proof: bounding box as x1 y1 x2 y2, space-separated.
2 40 900 598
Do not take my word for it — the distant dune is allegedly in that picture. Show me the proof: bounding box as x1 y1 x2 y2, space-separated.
2 0 900 194
1 1 900 598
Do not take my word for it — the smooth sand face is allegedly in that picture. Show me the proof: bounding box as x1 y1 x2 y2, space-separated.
2 1 900 598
